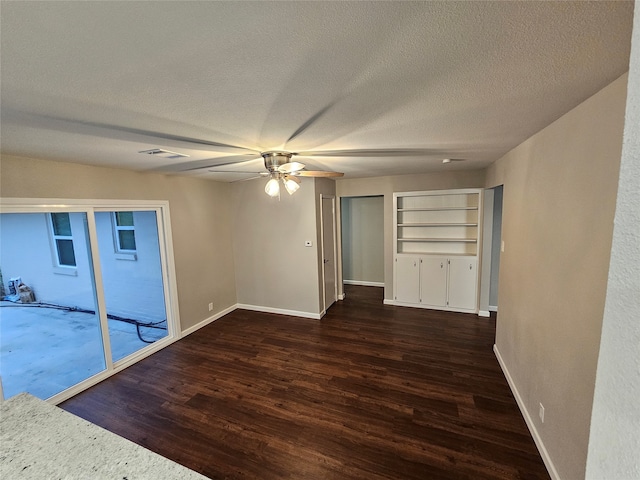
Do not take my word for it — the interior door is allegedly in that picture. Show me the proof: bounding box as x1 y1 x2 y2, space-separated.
322 196 337 311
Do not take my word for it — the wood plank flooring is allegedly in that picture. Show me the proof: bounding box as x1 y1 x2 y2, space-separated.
61 285 550 480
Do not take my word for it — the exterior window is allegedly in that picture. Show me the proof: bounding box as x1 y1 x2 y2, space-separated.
113 211 136 252
50 213 76 267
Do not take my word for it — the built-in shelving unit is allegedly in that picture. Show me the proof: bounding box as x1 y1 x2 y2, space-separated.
393 189 483 314
394 189 481 256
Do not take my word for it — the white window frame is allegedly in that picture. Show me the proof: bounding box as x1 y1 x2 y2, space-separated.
111 211 137 260
47 212 78 275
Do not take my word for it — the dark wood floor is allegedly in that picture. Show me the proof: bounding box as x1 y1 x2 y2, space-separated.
61 285 550 480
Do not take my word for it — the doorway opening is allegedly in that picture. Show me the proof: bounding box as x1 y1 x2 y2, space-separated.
340 196 384 289
479 186 503 316
321 195 337 313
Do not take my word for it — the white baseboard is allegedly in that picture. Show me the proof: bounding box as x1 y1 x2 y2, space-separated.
489 305 498 312
236 303 322 320
343 280 385 287
181 304 237 338
478 310 490 317
493 345 560 480
338 293 346 300
383 299 395 305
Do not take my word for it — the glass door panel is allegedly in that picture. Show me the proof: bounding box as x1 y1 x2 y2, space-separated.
0 212 106 400
94 211 168 363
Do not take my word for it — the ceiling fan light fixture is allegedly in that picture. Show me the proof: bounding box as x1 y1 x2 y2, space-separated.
265 177 280 197
283 175 301 195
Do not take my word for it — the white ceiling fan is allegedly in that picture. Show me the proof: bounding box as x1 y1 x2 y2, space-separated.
200 151 345 197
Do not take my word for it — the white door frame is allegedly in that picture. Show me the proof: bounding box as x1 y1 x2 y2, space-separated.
320 194 338 313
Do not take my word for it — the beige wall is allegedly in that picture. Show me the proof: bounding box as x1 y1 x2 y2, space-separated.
230 176 324 316
486 74 628 480
336 170 486 299
0 155 237 332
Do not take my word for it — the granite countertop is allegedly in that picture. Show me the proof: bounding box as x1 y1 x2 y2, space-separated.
0 393 209 479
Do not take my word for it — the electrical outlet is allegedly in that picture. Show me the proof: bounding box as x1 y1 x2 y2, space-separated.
208 302 213 311
539 403 545 423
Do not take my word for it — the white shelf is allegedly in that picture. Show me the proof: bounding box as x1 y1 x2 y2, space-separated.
394 189 482 257
398 223 478 227
398 238 477 243
397 207 478 212
397 251 474 257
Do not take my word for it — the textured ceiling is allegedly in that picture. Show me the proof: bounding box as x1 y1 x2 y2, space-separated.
0 1 634 181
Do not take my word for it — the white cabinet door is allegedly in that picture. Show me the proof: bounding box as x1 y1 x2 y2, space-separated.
420 256 447 307
395 256 420 303
447 257 477 310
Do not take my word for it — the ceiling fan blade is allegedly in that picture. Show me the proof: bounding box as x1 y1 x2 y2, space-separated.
285 100 338 144
229 176 265 183
277 161 305 174
295 148 445 157
110 126 259 153
295 170 344 178
180 156 262 172
207 170 268 175
4 109 260 154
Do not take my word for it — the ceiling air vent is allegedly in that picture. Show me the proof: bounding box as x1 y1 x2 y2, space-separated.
138 148 190 159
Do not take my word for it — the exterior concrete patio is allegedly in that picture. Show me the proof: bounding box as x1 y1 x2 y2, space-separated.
0 301 166 400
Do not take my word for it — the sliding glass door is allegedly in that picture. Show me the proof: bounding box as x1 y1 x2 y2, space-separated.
0 201 177 402
94 210 168 362
0 211 106 400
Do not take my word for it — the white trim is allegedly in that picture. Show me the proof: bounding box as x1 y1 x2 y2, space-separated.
478 310 491 317
154 205 180 341
494 345 560 480
386 299 477 314
383 299 395 305
393 188 484 198
343 280 384 287
52 266 78 276
338 293 346 300
1 197 171 209
237 303 322 320
320 194 338 312
51 302 234 404
489 305 498 312
48 334 178 405
114 253 137 261
181 304 237 337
